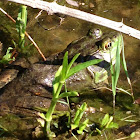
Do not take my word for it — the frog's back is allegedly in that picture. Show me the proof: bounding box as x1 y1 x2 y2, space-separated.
47 29 102 62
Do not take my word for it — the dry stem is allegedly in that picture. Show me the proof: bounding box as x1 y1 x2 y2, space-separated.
7 0 140 40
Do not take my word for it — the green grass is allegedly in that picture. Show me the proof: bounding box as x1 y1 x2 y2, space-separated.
0 47 15 64
16 5 27 51
110 33 134 113
38 51 103 139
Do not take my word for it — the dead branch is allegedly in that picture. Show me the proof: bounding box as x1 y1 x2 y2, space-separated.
7 0 140 40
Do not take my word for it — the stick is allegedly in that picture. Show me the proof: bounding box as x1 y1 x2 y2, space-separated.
0 7 46 61
7 0 140 40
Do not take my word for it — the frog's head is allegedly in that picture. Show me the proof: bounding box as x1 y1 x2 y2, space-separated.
94 32 123 64
87 32 123 84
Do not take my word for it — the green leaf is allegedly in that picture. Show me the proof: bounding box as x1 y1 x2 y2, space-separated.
16 5 27 35
16 5 27 50
117 87 131 96
57 100 68 105
77 119 89 134
121 40 134 99
106 122 118 129
130 132 135 138
58 91 79 99
67 53 80 74
96 128 102 135
61 51 68 81
66 59 103 79
0 47 14 64
122 40 128 78
71 124 78 130
111 35 123 99
114 38 120 87
37 112 46 120
123 120 137 123
101 114 109 128
73 109 80 123
105 116 113 128
53 66 62 95
0 125 8 132
73 102 87 127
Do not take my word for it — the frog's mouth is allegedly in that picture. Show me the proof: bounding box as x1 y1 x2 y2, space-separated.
93 50 116 64
87 49 117 65
93 34 123 65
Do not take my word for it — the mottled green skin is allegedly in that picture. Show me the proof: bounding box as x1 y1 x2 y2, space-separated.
0 29 123 116
47 29 103 62
48 29 123 65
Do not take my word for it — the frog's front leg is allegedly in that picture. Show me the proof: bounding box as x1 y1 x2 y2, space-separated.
86 65 108 84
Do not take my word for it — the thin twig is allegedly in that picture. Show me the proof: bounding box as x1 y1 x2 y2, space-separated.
0 7 46 61
93 86 132 95
8 0 140 40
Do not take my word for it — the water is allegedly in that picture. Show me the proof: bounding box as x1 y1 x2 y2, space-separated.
0 0 140 139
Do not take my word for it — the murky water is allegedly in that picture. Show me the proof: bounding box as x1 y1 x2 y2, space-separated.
0 0 140 139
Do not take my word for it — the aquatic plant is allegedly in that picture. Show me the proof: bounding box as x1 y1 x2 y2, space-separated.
0 47 15 64
12 5 33 55
71 102 89 135
110 33 134 112
38 51 102 139
0 5 30 64
15 5 27 53
110 33 121 111
96 114 118 139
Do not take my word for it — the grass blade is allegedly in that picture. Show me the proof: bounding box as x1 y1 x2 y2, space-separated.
53 66 62 95
61 51 68 81
121 42 134 100
114 37 121 87
110 34 122 112
66 59 103 79
58 91 79 99
67 53 80 74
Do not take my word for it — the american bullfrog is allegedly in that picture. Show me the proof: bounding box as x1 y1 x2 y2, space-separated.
0 29 123 116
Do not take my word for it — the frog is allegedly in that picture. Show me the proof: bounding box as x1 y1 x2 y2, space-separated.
47 28 123 84
0 29 123 116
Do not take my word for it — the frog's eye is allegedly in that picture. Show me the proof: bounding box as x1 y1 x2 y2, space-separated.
88 28 102 39
104 42 112 50
95 29 103 39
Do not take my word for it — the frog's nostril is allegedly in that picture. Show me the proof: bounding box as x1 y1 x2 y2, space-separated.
113 35 117 38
